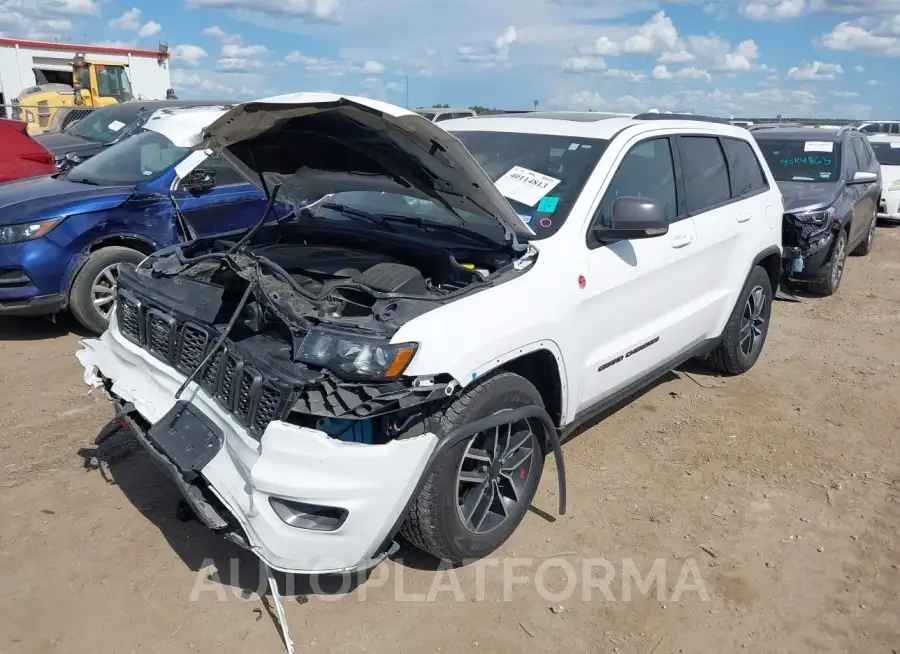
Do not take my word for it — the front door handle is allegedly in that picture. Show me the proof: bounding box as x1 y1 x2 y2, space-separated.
671 234 694 248
736 212 751 223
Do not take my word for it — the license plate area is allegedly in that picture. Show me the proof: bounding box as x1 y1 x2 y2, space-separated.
147 401 224 481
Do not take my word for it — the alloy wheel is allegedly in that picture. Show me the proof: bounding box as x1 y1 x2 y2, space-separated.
456 419 538 534
739 285 767 357
832 235 846 288
91 263 121 321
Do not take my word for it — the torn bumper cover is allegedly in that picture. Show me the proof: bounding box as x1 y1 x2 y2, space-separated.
780 212 838 282
77 314 439 575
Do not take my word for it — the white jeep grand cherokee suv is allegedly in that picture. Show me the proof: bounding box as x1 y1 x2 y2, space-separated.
77 94 784 575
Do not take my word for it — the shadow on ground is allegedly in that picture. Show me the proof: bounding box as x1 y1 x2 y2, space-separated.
74 362 717 582
0 315 92 341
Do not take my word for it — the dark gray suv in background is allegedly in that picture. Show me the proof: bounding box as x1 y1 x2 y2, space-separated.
751 125 881 296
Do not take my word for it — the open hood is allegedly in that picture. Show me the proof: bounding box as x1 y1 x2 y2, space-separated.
188 93 535 240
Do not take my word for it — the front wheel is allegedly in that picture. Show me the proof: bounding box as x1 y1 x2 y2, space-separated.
706 265 773 375
809 229 848 296
400 372 546 564
68 246 146 334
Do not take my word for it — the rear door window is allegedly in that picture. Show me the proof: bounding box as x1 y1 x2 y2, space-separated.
721 138 768 198
678 136 732 213
851 138 870 172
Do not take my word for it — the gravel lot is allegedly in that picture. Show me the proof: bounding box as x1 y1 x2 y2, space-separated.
1 224 899 654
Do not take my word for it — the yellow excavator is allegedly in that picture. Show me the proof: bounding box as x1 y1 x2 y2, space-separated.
13 53 133 135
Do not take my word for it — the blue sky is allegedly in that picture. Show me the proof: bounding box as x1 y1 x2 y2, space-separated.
1 0 898 118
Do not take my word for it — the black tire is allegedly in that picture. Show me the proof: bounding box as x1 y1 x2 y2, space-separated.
400 371 546 564
808 229 848 296
69 246 146 334
851 214 876 256
706 265 773 375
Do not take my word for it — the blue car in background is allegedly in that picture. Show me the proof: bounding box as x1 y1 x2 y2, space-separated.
0 109 287 333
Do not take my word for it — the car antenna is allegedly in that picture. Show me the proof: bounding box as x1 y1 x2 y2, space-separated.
227 183 283 254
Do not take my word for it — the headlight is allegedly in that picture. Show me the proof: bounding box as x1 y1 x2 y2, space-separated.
0 218 64 245
296 328 418 379
889 180 900 191
790 207 836 226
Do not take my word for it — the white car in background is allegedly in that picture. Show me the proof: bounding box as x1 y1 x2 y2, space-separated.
859 121 900 136
869 133 900 220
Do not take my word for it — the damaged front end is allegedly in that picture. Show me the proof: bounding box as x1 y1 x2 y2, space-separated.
780 206 839 282
76 214 543 573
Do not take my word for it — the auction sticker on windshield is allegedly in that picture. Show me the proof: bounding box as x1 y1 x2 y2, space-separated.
494 166 562 207
804 141 834 153
108 120 126 132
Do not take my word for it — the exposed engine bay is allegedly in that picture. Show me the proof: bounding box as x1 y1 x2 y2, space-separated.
114 221 535 443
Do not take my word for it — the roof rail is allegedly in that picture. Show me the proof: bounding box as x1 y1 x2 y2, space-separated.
835 125 859 136
632 112 728 124
747 122 806 131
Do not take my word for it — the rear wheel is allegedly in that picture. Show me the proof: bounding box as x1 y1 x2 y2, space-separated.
808 229 847 296
69 246 146 334
706 265 773 375
400 372 546 564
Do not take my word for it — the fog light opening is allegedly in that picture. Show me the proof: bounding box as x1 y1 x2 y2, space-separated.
269 498 348 531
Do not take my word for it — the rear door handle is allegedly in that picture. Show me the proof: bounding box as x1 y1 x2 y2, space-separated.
671 234 694 248
736 212 751 223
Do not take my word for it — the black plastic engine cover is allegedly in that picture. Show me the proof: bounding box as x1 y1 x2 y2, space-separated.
354 262 427 294
259 244 399 278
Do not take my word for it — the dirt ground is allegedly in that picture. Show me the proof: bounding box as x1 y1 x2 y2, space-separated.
1 225 899 654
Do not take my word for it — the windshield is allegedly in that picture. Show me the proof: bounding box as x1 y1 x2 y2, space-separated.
871 142 900 166
64 130 187 186
325 131 607 240
66 104 141 143
755 138 842 182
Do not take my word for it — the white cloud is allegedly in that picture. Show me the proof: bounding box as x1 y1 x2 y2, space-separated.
170 67 261 97
138 20 161 39
864 79 883 86
600 69 647 81
0 0 101 39
109 6 161 39
821 20 900 56
362 60 385 74
109 7 141 30
677 66 713 81
741 0 807 21
568 12 759 74
458 25 517 66
831 90 859 97
186 0 340 21
652 64 674 79
203 25 269 72
853 64 865 72
172 44 208 66
283 51 387 76
562 56 607 73
552 85 839 118
786 60 844 81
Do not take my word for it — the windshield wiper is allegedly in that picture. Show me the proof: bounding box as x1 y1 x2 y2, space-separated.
317 203 396 230
379 214 502 249
66 177 100 186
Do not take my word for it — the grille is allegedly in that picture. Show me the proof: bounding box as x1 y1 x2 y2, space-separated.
115 292 290 438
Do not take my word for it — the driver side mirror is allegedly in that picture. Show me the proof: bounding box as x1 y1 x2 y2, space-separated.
592 196 670 243
185 168 217 193
849 170 877 185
